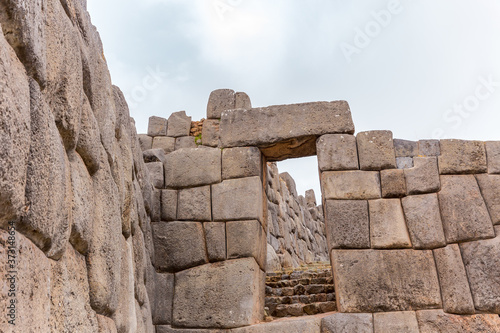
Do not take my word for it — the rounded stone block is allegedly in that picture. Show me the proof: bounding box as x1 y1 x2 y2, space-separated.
167 111 191 138
207 89 236 119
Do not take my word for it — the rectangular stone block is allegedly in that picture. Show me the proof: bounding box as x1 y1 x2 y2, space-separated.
173 258 264 328
161 189 177 221
219 101 355 159
174 136 197 150
143 148 166 164
151 188 161 222
201 119 220 147
401 194 446 249
433 244 475 314
317 134 359 171
460 226 500 314
148 116 167 136
438 175 495 243
235 91 252 109
222 147 262 180
486 141 500 174
396 156 413 169
152 136 175 154
356 131 397 170
373 311 419 333
380 168 406 198
164 148 221 188
207 89 235 119
167 111 191 137
321 313 373 333
177 186 211 221
321 171 381 200
227 220 266 270
152 222 208 273
475 174 500 225
369 199 412 249
438 139 487 174
416 309 500 333
418 139 440 156
204 222 226 262
325 200 370 249
145 161 164 189
212 176 263 223
138 134 153 151
394 139 418 157
331 249 442 312
404 157 440 195
152 272 174 325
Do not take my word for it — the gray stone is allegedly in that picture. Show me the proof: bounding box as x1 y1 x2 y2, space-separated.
438 175 494 243
227 220 267 270
317 134 359 171
76 98 101 175
433 244 475 314
321 313 373 333
394 139 418 157
404 157 440 195
460 226 500 314
369 199 412 249
151 188 161 222
153 272 174 325
266 245 281 272
148 116 167 136
175 136 197 150
380 169 406 198
97 315 118 333
235 91 252 109
173 258 264 328
401 194 446 249
167 111 192 137
143 148 166 163
138 134 153 151
321 171 381 200
475 174 500 225
373 311 419 333
279 172 298 198
204 222 226 262
396 157 413 169
164 148 222 188
219 101 355 160
207 88 236 119
222 147 262 180
161 189 178 221
132 229 147 306
152 136 175 154
212 176 263 223
485 141 500 174
325 200 370 249
152 221 208 272
201 119 220 147
416 309 500 333
145 161 164 189
418 139 440 156
177 186 212 221
305 189 317 208
357 130 397 170
233 315 322 332
331 249 442 312
438 139 487 174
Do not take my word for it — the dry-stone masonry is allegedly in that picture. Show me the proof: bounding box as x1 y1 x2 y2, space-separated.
1 1 500 332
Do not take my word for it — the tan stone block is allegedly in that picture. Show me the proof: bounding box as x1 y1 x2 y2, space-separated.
148 116 167 136
369 199 412 249
222 147 262 180
317 134 359 171
167 111 191 137
207 89 235 119
356 130 397 170
164 148 221 188
404 157 440 194
486 141 500 174
438 139 487 174
201 119 220 147
476 174 500 225
321 313 373 333
325 200 370 249
152 136 175 154
321 171 381 200
416 309 500 333
380 169 406 198
227 220 266 270
373 311 419 333
177 186 211 221
204 222 226 262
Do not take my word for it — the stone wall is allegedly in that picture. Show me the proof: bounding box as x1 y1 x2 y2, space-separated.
0 1 155 332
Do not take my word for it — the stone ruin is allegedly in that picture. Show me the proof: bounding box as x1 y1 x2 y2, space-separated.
0 1 500 332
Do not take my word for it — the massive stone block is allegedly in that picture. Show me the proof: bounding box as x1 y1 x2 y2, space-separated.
235 92 252 109
204 222 226 262
438 175 494 243
167 111 191 137
207 88 235 119
331 249 442 312
172 258 264 328
416 309 500 333
174 136 197 150
152 136 175 154
475 174 500 225
138 134 153 151
433 244 475 314
485 141 500 174
321 313 373 333
321 171 381 200
325 200 370 249
153 272 174 325
368 199 412 249
219 101 354 160
373 311 419 333
145 161 164 189
438 139 487 174
76 98 101 175
394 139 418 157
356 130 397 170
380 169 406 198
401 194 446 249
222 147 262 180
316 134 359 171
460 226 500 314
404 157 440 195
164 148 222 188
202 119 220 147
227 220 266 270
148 116 167 136
177 186 211 221
212 176 263 223
152 221 208 273
161 189 177 221
418 139 440 156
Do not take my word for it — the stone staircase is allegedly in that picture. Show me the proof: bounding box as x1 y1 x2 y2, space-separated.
265 263 337 318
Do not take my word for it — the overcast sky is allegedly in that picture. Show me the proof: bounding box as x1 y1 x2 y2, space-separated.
87 0 500 199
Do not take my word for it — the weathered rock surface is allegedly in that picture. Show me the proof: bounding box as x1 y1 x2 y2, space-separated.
325 200 370 249
148 116 167 136
322 171 381 200
222 147 262 180
204 222 227 262
321 313 373 333
476 174 500 225
164 148 221 188
167 111 191 137
438 139 487 174
369 199 412 249
416 309 500 333
227 220 266 270
207 88 235 119
380 169 406 198
373 311 419 333
356 130 397 170
485 141 500 174
317 134 359 171
177 186 212 221
404 157 440 194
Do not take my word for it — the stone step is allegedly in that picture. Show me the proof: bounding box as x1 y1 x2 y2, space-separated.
270 301 337 318
266 276 333 288
266 284 335 297
265 293 336 306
